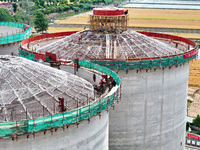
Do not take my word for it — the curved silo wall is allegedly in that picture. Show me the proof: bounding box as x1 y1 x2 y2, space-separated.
0 22 31 45
0 60 121 150
109 63 189 150
0 111 108 150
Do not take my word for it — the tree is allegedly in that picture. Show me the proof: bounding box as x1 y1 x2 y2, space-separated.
40 0 45 7
193 114 200 127
13 10 31 24
0 8 13 22
12 3 18 13
34 10 48 33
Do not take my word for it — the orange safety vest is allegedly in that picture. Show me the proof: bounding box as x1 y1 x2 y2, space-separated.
79 35 82 39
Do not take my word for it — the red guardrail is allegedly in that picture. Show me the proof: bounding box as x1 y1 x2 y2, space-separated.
21 31 77 47
21 31 198 62
20 31 78 61
91 31 197 61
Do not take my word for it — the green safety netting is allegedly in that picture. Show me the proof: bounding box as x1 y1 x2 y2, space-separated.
19 49 50 61
0 22 31 45
0 60 120 138
91 54 197 70
19 49 35 61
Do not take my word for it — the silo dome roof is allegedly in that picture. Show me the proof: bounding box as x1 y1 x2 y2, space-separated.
36 29 181 61
0 55 94 122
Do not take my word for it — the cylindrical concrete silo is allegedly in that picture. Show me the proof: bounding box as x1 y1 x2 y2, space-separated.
110 64 189 150
19 7 198 150
0 55 120 150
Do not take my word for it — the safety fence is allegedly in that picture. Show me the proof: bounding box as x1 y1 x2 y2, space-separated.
20 31 77 61
91 53 197 70
19 49 51 62
0 60 120 138
0 22 31 45
137 31 196 47
21 31 77 46
90 31 198 70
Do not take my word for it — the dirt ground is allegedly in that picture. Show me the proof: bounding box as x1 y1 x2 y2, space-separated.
187 59 200 118
55 8 200 29
188 86 200 117
189 59 200 87
47 27 82 33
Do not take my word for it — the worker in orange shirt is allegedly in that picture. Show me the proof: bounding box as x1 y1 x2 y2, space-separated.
124 9 128 15
78 34 82 41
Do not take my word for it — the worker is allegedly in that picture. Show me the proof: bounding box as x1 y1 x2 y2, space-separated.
58 101 62 112
111 78 117 87
124 9 128 15
99 79 105 94
84 26 86 30
78 34 82 41
108 75 113 90
108 75 113 83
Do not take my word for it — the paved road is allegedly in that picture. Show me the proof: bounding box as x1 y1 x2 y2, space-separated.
185 145 200 150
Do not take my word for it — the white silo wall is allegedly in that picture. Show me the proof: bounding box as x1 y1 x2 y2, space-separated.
109 63 189 150
0 111 109 150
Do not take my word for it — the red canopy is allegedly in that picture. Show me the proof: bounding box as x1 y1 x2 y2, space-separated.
24 25 30 30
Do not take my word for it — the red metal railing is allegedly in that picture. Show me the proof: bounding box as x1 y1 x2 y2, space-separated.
21 31 198 62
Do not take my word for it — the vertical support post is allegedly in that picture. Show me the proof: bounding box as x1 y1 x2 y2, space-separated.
33 118 35 139
88 104 91 124
15 121 18 142
99 99 101 119
87 94 89 105
76 109 79 128
75 58 79 72
43 106 45 117
58 97 66 112
26 109 28 119
63 112 65 132
51 115 53 135
54 103 56 113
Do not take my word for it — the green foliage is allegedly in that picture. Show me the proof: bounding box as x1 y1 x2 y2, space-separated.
13 10 31 24
34 10 48 33
103 0 113 5
40 0 45 6
193 115 200 127
73 6 79 12
20 2 29 10
197 131 200 135
0 8 13 22
186 122 190 131
12 3 18 13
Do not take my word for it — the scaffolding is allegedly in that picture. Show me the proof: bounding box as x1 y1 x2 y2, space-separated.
0 56 121 138
0 56 95 123
89 14 128 33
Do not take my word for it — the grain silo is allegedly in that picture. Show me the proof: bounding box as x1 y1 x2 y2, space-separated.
19 7 198 150
0 55 120 150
